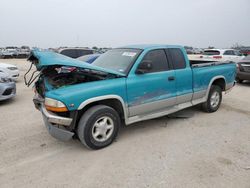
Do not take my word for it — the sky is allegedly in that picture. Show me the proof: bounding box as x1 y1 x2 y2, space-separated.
0 0 249 48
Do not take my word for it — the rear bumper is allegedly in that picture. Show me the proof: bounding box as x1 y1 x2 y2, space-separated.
33 95 75 141
237 70 250 80
0 82 16 101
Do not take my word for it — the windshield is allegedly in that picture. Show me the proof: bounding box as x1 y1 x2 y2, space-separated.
77 54 96 61
92 48 142 74
203 50 220 55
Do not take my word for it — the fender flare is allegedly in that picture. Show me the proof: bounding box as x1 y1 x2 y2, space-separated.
205 76 226 100
77 95 129 120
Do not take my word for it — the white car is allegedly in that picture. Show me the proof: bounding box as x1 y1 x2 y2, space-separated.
0 63 19 81
188 49 244 62
0 71 16 101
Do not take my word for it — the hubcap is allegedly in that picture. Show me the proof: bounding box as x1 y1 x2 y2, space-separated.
210 91 220 108
92 116 114 142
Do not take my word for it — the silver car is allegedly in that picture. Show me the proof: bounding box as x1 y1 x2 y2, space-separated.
0 72 16 101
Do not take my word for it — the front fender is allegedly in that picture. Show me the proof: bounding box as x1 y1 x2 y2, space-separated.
45 78 127 111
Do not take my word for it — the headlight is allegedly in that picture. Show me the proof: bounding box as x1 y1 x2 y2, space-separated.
0 77 11 83
45 97 68 112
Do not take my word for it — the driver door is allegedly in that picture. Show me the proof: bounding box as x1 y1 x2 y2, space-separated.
126 49 176 117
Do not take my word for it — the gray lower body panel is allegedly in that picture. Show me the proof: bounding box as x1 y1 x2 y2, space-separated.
129 97 176 116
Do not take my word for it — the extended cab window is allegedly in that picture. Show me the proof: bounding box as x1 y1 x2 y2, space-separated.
168 48 186 69
141 49 169 73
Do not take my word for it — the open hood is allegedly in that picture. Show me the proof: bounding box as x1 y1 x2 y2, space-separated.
28 50 126 77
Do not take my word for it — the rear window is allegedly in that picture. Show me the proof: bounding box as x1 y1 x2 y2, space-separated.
203 50 220 56
60 49 93 58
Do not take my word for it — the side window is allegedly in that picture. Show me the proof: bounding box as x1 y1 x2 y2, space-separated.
224 50 233 55
231 50 236 56
141 49 169 73
168 48 186 69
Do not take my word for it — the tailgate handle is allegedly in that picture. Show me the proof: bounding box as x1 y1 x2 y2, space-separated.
168 76 175 81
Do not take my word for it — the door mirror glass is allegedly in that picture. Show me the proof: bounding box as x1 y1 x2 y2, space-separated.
136 60 153 74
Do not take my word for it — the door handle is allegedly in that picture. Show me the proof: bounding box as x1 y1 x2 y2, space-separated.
168 76 175 81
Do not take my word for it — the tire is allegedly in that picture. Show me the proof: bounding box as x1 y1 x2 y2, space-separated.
77 105 120 150
202 85 222 113
236 77 243 83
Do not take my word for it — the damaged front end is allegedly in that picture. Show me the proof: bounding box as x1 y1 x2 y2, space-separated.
25 50 124 141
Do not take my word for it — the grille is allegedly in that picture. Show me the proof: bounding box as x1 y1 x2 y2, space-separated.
2 88 13 96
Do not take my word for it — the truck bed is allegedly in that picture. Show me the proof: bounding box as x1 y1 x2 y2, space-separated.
191 61 236 104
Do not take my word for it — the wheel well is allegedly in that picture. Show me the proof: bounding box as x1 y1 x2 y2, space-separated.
76 99 125 128
212 78 226 91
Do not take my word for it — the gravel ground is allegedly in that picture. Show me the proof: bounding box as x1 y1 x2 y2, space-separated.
0 59 250 188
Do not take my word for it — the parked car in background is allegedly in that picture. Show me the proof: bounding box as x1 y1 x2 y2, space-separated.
189 49 244 62
0 63 19 81
1 50 14 58
58 48 94 58
0 71 16 101
236 55 250 83
0 49 3 58
184 46 202 54
1 47 18 58
16 46 30 58
77 54 101 63
28 44 236 149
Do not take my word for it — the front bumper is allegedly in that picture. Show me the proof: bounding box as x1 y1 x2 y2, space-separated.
40 104 73 126
0 82 16 101
42 113 74 141
33 95 75 141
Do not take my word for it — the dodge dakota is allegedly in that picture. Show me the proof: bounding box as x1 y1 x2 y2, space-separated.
27 45 236 149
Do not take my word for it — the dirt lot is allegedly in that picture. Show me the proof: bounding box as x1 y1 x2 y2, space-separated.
0 59 250 188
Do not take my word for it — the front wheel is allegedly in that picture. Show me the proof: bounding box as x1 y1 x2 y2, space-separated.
202 85 222 113
77 105 120 150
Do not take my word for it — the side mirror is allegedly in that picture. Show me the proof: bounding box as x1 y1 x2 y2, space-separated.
136 60 153 74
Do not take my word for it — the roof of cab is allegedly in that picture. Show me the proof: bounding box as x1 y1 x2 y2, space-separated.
120 44 183 50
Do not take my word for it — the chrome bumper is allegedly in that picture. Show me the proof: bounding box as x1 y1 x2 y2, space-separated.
40 104 72 126
33 94 75 141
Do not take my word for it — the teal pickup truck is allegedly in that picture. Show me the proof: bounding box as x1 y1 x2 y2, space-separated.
27 45 236 149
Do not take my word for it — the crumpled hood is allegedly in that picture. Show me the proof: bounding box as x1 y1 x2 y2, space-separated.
28 50 126 77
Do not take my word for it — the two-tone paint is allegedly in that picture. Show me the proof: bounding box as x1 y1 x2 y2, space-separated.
30 45 236 141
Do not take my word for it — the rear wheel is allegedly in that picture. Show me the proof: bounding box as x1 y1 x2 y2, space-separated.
77 105 120 150
202 85 222 113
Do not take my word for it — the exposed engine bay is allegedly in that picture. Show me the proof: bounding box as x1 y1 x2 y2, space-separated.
28 65 119 97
